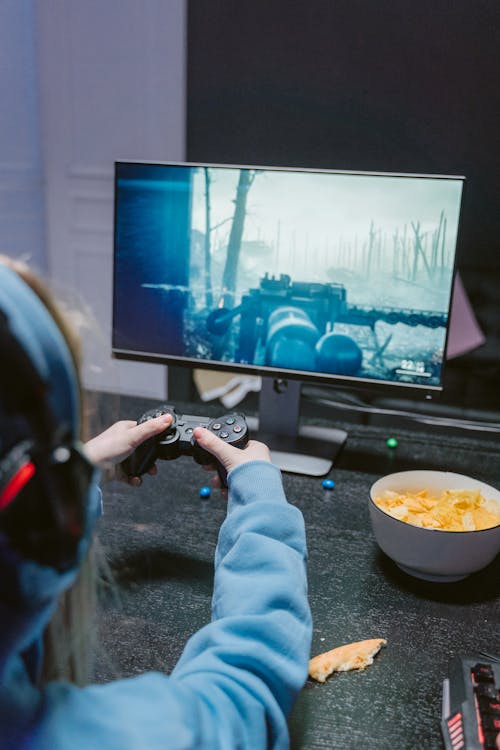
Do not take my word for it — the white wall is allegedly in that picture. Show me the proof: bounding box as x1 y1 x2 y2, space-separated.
36 0 187 397
0 0 46 270
0 0 187 397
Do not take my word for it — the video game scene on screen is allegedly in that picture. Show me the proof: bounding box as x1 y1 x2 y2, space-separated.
113 163 463 389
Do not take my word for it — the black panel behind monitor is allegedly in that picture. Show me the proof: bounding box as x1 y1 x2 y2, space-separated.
186 0 499 273
113 160 464 474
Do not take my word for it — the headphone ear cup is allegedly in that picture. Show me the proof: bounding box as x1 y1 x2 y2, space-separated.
0 441 95 570
0 264 93 570
0 440 35 511
0 442 51 563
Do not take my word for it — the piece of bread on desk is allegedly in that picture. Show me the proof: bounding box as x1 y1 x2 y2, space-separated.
309 638 387 683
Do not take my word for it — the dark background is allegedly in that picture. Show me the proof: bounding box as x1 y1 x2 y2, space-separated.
185 0 500 415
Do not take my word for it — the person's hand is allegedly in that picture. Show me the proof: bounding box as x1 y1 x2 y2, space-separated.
193 426 271 488
84 414 172 485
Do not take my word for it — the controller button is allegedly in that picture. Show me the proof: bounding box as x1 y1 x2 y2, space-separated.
233 425 242 433
225 417 235 425
185 427 193 434
220 431 229 439
212 423 222 430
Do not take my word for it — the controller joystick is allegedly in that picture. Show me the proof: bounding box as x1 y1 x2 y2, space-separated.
121 405 249 486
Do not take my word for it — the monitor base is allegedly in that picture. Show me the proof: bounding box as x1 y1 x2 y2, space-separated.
246 416 347 477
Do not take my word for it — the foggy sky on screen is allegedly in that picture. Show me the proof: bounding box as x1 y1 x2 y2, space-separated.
190 167 463 256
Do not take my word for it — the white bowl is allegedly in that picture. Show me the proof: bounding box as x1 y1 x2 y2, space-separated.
369 470 500 582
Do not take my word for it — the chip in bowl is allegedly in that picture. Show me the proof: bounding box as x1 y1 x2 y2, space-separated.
374 487 500 531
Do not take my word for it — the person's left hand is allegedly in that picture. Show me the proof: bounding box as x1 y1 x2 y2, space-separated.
84 414 172 485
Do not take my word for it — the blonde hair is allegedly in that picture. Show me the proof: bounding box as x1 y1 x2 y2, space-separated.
0 254 98 686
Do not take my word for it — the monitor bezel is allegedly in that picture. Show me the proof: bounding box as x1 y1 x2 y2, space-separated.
112 159 465 400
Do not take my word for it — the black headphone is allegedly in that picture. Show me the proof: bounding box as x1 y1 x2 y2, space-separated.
0 264 101 571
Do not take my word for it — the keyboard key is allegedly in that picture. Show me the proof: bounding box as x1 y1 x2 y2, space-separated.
472 663 496 683
483 731 500 750
481 715 500 732
478 696 500 714
475 683 499 700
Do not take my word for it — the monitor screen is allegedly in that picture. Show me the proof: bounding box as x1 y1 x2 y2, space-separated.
113 161 464 395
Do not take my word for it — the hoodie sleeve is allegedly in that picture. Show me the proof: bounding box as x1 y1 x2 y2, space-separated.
26 462 312 750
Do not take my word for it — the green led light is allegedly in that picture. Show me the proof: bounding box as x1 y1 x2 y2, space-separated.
386 437 398 449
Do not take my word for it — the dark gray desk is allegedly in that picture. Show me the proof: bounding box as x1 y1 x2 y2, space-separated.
94 397 500 749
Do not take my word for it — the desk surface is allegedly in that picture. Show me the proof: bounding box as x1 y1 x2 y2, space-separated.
95 397 500 749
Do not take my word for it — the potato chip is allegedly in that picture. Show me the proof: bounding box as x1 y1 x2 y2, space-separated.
374 487 500 531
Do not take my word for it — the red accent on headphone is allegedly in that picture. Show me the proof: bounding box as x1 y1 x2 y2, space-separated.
0 461 36 510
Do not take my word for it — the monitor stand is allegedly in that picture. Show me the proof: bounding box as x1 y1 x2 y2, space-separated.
245 377 347 477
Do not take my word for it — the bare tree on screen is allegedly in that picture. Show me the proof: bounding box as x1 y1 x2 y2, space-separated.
203 168 213 308
221 169 257 307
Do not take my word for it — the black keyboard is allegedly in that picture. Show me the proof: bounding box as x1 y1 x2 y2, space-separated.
442 655 500 750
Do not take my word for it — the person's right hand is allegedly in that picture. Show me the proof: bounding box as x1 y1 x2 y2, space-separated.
84 414 172 486
193 426 272 483
84 414 172 466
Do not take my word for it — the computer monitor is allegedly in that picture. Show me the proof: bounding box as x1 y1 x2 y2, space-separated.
112 161 464 475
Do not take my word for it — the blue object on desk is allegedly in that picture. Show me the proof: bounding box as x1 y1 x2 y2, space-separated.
322 479 335 490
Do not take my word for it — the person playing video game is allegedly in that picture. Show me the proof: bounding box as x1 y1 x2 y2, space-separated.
0 255 312 750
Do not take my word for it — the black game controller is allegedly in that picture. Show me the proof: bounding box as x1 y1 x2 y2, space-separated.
121 405 249 486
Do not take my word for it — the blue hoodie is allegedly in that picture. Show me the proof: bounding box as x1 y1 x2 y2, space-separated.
0 461 312 750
